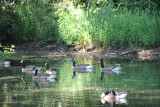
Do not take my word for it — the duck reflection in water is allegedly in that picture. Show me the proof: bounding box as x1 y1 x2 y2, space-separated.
101 89 128 106
72 70 76 79
21 76 27 90
100 72 104 81
72 69 93 79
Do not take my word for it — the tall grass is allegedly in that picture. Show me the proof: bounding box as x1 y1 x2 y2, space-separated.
88 2 160 47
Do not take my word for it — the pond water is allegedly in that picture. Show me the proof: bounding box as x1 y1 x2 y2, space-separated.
0 53 160 107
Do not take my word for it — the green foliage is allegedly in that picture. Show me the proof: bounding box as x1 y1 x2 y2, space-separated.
0 44 15 57
0 0 58 43
55 2 92 45
0 0 160 47
88 1 160 47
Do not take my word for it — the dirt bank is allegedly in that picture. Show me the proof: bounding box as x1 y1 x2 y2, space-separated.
15 42 160 60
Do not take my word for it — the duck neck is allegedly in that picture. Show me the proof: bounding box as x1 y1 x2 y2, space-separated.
100 60 104 68
46 63 49 70
73 61 75 67
22 62 25 68
34 69 38 76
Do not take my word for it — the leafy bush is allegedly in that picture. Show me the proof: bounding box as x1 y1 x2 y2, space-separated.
0 44 15 57
55 2 92 46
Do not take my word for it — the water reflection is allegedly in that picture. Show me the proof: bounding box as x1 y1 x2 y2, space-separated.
100 72 104 81
72 70 76 79
0 60 11 68
101 98 128 107
0 56 160 107
21 76 27 90
71 68 93 79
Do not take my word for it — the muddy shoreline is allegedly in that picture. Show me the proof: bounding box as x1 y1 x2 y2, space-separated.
15 42 160 60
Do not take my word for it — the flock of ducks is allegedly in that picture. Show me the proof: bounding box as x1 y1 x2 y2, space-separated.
71 58 127 105
21 60 57 82
1 58 127 105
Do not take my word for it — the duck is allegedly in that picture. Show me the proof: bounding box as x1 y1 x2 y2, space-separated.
0 60 11 67
44 63 57 75
115 91 127 99
32 67 56 80
101 89 127 105
99 58 121 72
21 60 41 72
71 59 93 71
102 89 127 99
101 90 116 104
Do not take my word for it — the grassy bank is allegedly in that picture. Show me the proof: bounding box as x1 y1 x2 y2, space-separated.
0 0 160 48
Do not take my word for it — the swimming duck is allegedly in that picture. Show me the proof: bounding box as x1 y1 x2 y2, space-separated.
0 60 11 67
101 89 127 105
71 59 93 71
32 67 56 80
99 58 121 72
44 63 57 75
21 60 41 72
101 90 116 104
102 89 127 99
115 90 127 99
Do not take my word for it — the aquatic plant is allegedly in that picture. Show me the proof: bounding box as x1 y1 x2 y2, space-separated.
0 44 15 57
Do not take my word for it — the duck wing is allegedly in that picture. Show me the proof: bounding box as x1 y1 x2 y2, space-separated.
115 92 127 99
77 64 90 67
75 64 93 69
25 65 37 71
101 66 116 71
75 68 93 73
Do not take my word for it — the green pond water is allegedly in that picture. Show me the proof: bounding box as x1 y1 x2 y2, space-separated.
0 53 160 107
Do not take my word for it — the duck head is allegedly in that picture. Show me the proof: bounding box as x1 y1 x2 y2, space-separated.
104 90 110 95
109 89 116 96
104 89 116 96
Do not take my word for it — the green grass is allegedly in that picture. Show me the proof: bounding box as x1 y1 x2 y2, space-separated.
88 3 160 47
